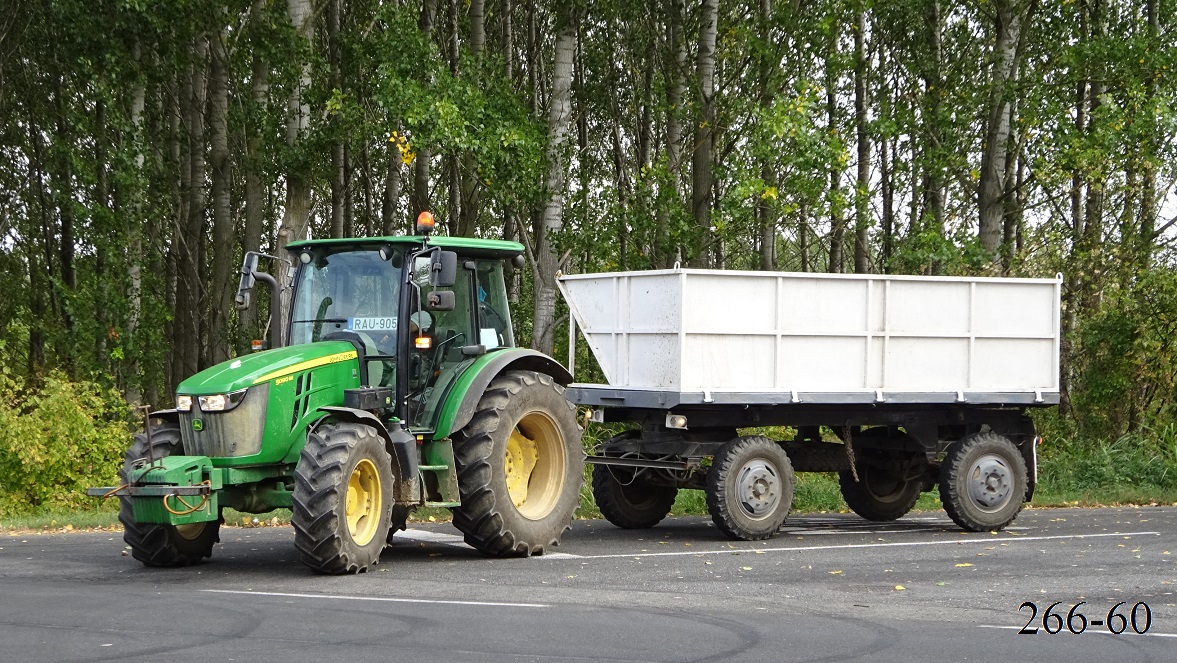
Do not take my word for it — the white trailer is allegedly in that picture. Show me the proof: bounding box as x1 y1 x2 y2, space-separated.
558 268 1061 539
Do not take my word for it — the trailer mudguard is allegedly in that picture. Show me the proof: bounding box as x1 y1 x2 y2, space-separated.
432 348 573 439
316 406 420 503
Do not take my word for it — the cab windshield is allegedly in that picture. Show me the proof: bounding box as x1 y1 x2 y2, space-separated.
289 248 402 356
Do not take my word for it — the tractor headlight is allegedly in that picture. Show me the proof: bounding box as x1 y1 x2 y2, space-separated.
176 395 193 412
197 388 249 413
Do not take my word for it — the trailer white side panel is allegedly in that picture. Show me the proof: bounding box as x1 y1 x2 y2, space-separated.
557 269 1061 401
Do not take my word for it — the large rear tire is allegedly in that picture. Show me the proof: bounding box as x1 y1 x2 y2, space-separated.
939 432 1027 532
706 436 794 541
451 370 582 557
119 424 221 567
592 464 678 529
292 422 394 574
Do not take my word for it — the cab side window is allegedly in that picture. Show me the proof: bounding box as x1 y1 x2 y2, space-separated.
475 260 513 349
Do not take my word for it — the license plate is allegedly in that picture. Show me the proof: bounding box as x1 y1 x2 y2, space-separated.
349 317 397 332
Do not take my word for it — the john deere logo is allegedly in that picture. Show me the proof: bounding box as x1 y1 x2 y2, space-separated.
192 419 204 432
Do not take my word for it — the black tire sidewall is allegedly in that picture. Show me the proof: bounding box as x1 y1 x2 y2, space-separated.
838 456 922 521
292 422 394 573
452 370 583 556
707 436 794 540
120 423 220 566
591 464 677 529
939 432 1027 532
485 374 581 543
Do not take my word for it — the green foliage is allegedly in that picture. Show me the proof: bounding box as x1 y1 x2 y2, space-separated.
1071 268 1177 438
0 373 134 516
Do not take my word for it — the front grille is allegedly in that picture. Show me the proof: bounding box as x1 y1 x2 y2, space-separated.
179 383 269 458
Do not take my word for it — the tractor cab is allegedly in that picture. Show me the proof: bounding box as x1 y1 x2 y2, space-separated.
280 235 519 432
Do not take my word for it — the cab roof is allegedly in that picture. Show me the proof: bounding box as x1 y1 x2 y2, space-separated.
285 235 525 259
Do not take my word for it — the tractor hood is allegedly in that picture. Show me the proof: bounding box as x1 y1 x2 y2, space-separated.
177 342 359 395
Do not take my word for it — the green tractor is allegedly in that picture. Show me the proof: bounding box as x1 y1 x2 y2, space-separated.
90 221 583 574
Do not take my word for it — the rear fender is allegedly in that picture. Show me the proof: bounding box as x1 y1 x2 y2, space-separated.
432 349 573 439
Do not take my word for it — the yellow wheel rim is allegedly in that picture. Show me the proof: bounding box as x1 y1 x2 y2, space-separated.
346 458 382 546
174 523 206 541
504 412 566 520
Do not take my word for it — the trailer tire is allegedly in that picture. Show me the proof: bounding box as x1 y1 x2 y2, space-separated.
939 432 1027 532
451 370 582 556
838 460 922 521
781 441 851 473
292 422 393 574
119 424 221 567
707 436 794 541
592 464 678 529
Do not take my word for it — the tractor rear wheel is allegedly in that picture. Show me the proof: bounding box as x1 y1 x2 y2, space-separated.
119 423 221 566
451 370 582 557
292 422 394 574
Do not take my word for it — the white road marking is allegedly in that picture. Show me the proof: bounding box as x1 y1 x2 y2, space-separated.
394 529 583 559
201 589 548 608
978 624 1177 638
396 528 467 544
567 531 1161 560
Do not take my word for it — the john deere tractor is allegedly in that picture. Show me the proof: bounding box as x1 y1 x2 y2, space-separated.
90 218 583 574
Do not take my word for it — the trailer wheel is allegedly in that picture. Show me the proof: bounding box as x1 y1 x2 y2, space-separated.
838 459 922 521
939 432 1027 532
592 464 678 529
119 424 221 567
706 436 794 541
451 370 582 556
292 422 393 574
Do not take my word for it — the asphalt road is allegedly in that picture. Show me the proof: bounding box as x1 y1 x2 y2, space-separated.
1 506 1174 662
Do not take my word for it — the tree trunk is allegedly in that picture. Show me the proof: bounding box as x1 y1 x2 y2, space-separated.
276 0 316 343
920 0 945 238
209 27 232 365
978 0 1031 257
826 19 845 274
531 5 580 354
329 0 345 238
125 40 147 405
459 0 485 237
690 0 718 267
411 0 438 221
176 37 209 379
853 0 869 274
241 6 269 352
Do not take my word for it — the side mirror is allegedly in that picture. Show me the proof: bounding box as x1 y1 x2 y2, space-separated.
430 250 458 287
426 290 456 311
235 252 261 310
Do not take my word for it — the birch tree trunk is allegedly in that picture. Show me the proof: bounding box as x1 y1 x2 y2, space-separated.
531 4 580 354
276 0 316 344
978 0 1032 257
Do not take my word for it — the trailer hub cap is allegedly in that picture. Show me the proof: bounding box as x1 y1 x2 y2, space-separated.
967 453 1012 511
735 460 781 520
346 458 382 546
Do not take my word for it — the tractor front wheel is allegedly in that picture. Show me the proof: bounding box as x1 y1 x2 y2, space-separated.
119 423 221 566
292 422 394 574
451 370 582 556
